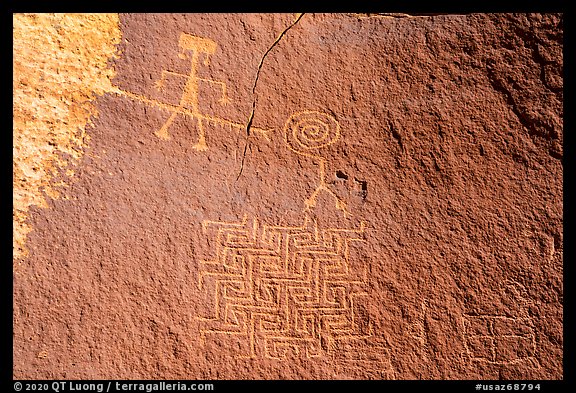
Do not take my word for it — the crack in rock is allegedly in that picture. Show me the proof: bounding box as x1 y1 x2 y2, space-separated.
236 13 305 182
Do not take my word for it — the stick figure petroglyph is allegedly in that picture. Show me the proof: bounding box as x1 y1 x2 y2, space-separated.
110 32 272 150
153 34 223 148
284 111 348 216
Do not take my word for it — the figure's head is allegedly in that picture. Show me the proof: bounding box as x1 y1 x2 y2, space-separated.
177 33 217 62
284 110 341 158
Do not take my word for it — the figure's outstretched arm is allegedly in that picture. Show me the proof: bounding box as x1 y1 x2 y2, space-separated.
154 70 189 90
197 78 231 104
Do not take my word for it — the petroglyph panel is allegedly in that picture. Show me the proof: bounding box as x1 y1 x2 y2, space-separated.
13 13 562 380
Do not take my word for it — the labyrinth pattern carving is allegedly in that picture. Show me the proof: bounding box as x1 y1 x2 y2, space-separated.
197 214 375 361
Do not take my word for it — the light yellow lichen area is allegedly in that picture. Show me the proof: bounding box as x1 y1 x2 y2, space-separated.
13 13 121 266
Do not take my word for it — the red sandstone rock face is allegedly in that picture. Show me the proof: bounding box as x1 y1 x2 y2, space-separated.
13 13 562 380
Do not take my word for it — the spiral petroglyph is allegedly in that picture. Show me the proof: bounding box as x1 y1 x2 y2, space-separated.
284 111 341 157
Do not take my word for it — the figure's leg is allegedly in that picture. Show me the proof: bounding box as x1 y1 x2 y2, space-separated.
155 111 178 140
324 186 349 217
304 160 349 216
305 184 349 217
304 186 323 211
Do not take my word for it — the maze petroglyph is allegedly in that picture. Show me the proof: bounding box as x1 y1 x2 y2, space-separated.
110 33 272 149
462 314 539 367
197 214 391 364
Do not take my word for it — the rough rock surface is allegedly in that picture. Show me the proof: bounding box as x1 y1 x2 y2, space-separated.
13 13 121 265
13 13 563 379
